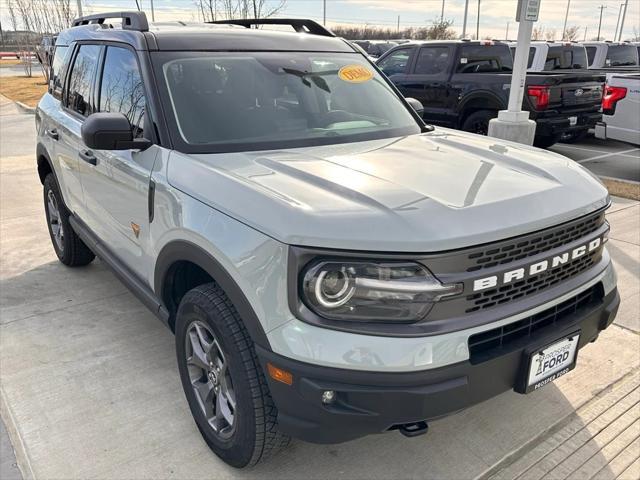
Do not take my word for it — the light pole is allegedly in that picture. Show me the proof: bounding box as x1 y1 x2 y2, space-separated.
618 0 629 41
441 0 445 24
505 21 510 40
150 0 155 22
323 0 326 25
614 3 624 41
597 5 606 41
476 0 480 40
562 0 571 41
462 0 470 38
76 0 83 17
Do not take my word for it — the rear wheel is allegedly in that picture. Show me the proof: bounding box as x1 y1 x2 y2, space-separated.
175 283 290 468
461 110 497 136
43 173 95 267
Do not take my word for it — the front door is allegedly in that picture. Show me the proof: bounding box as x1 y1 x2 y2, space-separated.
79 45 157 279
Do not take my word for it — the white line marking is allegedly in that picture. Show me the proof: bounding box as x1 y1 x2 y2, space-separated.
553 144 614 155
576 148 640 164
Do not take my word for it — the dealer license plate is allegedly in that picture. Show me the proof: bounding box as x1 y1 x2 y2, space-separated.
525 333 580 393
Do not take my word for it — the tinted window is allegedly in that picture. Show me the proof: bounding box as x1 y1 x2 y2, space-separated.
509 46 535 68
66 44 101 117
586 46 597 66
159 52 420 151
378 48 413 75
456 44 513 73
544 46 588 70
414 47 449 74
99 46 146 136
605 45 638 67
50 45 70 100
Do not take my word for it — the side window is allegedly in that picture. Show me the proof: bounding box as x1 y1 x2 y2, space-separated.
456 45 513 73
378 48 412 76
98 46 146 137
50 45 70 100
585 47 596 66
66 44 101 117
414 47 449 75
527 47 536 68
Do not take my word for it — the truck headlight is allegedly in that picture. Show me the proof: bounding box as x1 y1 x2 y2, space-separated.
301 261 462 322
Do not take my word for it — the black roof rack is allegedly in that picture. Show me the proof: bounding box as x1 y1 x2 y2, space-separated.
209 18 334 37
72 11 149 32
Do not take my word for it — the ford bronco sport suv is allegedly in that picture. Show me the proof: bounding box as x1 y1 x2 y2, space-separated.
36 12 619 468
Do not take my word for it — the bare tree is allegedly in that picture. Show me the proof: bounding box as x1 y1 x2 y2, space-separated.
544 28 557 41
194 0 285 21
563 25 580 41
532 26 545 41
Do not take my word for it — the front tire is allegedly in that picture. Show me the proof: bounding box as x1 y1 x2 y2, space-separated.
175 283 290 468
43 173 95 267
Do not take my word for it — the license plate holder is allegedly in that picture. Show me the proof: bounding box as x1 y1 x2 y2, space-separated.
515 331 581 394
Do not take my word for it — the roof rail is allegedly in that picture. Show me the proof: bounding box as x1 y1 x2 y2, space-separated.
209 18 334 37
71 11 149 32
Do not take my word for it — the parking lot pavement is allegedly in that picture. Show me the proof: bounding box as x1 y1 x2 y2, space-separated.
551 138 640 183
0 99 639 479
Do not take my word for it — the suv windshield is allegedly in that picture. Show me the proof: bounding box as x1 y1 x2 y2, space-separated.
605 45 638 67
156 51 420 152
544 46 587 70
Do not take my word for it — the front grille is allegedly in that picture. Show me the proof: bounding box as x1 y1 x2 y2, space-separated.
465 249 601 313
466 211 605 272
468 284 602 364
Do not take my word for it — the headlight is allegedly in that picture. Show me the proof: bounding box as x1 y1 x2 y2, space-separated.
301 261 462 322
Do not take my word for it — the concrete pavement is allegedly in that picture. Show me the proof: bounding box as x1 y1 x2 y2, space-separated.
0 96 639 479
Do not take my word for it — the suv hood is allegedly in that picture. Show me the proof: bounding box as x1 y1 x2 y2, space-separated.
168 128 608 252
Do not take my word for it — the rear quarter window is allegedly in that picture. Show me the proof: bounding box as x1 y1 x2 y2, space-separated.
50 45 70 100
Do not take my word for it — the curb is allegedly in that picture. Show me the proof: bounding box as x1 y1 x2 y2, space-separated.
14 101 35 114
0 386 35 479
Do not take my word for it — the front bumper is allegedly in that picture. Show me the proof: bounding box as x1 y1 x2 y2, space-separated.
535 111 602 137
257 286 619 444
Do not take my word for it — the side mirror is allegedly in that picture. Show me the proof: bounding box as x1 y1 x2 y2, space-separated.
81 112 151 151
405 97 424 117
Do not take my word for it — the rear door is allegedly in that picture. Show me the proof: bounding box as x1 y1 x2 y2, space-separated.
399 45 452 123
79 44 158 279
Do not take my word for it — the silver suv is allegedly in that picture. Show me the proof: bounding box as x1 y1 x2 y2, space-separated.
36 12 619 468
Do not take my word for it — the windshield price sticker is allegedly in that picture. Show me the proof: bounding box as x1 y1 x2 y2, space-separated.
338 65 374 83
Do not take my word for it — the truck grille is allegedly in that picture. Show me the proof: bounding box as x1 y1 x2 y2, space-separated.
468 284 602 364
465 249 601 313
466 211 605 272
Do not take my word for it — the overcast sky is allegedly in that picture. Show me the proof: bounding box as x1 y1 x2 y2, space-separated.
2 0 639 40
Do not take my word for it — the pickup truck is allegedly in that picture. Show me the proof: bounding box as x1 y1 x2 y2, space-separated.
508 41 589 72
595 73 640 145
583 41 640 72
376 40 606 147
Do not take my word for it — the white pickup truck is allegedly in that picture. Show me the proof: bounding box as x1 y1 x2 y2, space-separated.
595 74 640 145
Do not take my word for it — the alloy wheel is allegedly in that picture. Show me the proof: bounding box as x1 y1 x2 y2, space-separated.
185 320 237 439
47 190 64 252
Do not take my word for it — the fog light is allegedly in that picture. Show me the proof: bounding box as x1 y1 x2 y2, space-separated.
322 390 336 404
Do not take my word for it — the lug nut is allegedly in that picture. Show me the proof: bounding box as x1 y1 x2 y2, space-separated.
321 390 336 404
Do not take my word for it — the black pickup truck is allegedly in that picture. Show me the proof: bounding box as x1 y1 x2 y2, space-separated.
376 40 606 147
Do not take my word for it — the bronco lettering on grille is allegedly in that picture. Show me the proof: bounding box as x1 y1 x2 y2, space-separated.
472 237 603 292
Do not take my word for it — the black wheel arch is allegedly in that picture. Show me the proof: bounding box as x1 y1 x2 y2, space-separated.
154 240 271 350
457 92 505 127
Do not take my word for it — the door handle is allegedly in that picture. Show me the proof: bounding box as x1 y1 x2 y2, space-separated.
46 128 59 140
79 149 97 166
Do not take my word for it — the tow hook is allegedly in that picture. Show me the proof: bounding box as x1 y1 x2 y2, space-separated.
399 421 429 438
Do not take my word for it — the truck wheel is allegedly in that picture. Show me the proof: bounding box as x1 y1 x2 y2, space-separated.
43 173 95 267
533 135 560 149
461 110 497 136
175 283 290 468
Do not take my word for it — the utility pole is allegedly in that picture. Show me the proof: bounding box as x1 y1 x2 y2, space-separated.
505 22 510 40
323 0 326 26
476 0 481 40
562 0 571 41
462 0 470 38
597 5 606 41
614 3 624 41
150 0 155 22
397 15 400 35
618 0 629 41
76 0 83 17
583 26 587 41
441 0 445 24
